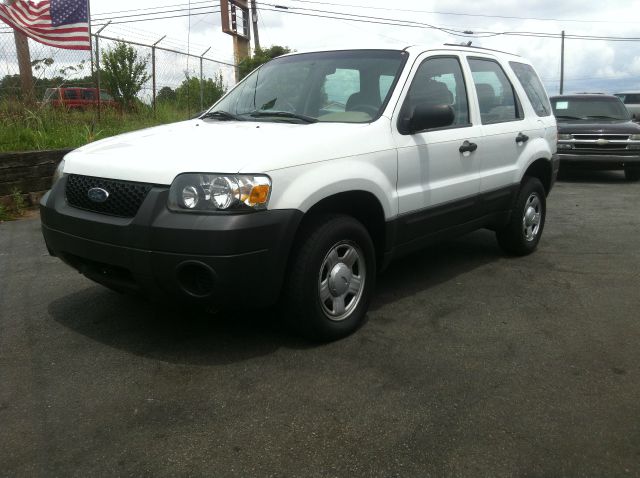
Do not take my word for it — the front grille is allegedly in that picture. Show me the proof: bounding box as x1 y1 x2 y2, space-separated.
572 134 630 141
65 174 152 217
574 143 628 151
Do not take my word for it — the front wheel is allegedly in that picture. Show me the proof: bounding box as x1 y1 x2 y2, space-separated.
496 177 546 256
283 214 376 342
624 166 640 181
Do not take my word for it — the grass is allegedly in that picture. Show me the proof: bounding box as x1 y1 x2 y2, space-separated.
0 100 192 153
0 190 27 222
10 187 26 216
0 203 11 221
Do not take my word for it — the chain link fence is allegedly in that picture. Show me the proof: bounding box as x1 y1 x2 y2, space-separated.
0 29 237 114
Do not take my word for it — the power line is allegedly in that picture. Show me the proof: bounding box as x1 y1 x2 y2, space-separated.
92 9 221 27
258 4 640 42
91 5 215 22
258 3 497 38
0 7 221 32
92 1 211 18
286 0 640 25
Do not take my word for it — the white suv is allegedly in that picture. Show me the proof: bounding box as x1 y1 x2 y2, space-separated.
41 45 558 341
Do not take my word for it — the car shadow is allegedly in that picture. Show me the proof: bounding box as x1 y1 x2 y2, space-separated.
558 168 628 183
49 230 505 365
371 229 503 311
49 287 314 366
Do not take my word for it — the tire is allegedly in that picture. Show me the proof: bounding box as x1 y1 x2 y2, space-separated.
283 214 376 342
624 167 640 181
496 176 546 256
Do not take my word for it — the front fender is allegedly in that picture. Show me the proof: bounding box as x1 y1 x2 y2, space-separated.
267 151 398 219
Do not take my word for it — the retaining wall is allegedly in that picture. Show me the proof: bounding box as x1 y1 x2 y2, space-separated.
0 149 70 206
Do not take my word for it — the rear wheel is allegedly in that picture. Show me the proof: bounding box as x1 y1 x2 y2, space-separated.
283 214 376 342
496 176 546 256
624 166 640 181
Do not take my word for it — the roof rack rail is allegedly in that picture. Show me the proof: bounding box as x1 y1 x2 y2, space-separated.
442 43 520 57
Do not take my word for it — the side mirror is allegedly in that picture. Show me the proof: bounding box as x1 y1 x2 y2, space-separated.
409 103 455 133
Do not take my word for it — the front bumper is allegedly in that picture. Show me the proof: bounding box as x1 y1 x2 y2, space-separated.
557 152 640 169
41 176 303 306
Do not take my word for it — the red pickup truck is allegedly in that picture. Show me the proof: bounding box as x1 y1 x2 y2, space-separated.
43 87 119 109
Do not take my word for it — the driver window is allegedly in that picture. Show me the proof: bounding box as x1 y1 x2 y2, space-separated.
253 63 311 112
402 56 470 130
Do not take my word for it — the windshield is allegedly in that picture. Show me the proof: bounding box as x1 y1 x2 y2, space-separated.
210 49 407 123
551 97 630 120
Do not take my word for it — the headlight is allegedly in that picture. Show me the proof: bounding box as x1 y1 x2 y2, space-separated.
557 134 572 140
52 159 65 186
168 173 271 212
629 134 640 140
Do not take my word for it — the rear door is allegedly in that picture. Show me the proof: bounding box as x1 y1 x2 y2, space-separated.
392 53 483 245
464 55 541 213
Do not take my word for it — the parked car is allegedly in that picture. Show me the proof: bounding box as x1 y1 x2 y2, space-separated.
613 92 640 121
42 87 118 110
41 45 558 341
551 94 640 181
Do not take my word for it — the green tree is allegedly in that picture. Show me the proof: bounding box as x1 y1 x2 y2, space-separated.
156 86 177 103
175 73 227 112
101 41 150 109
237 45 291 80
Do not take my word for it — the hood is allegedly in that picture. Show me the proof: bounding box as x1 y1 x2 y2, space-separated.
556 119 640 135
63 118 394 185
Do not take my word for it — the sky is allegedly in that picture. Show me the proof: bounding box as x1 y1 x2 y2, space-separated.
3 0 640 95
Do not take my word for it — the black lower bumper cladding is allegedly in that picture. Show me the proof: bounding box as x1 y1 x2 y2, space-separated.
40 176 303 306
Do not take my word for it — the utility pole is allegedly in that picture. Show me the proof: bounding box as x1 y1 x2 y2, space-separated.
250 0 260 51
560 30 565 95
13 30 34 102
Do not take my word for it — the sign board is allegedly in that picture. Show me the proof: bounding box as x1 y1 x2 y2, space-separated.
220 0 250 40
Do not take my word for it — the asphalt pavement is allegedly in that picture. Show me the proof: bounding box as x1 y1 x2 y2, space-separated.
1 170 639 477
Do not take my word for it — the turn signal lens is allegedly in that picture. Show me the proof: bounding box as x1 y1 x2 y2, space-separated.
249 184 270 205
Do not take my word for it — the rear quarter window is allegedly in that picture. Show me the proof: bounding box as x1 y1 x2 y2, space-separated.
509 61 552 117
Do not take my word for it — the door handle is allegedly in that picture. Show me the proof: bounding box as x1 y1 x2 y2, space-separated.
459 140 478 153
516 132 529 143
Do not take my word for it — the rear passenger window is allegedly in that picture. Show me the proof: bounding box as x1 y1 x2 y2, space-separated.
468 58 522 124
509 61 551 117
400 56 470 132
82 90 96 100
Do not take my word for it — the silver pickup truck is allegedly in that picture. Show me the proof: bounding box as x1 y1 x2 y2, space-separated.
614 92 640 121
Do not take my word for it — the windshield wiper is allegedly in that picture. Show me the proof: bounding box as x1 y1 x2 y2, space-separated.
249 110 318 123
200 110 244 121
585 115 621 120
555 114 584 120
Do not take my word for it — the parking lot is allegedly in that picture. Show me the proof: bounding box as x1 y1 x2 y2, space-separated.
1 171 639 477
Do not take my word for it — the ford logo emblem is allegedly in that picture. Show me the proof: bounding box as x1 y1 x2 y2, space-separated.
87 187 109 203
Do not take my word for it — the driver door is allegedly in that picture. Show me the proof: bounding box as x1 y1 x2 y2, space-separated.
392 54 484 245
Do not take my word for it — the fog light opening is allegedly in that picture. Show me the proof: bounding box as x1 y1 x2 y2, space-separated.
176 261 216 298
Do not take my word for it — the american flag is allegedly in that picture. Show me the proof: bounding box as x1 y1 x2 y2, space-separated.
0 0 90 50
